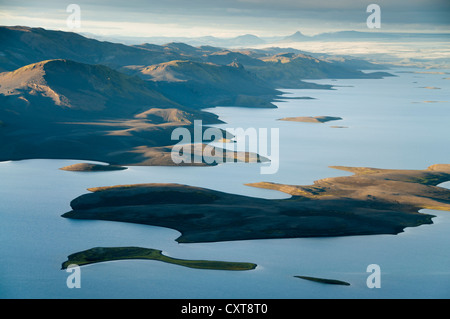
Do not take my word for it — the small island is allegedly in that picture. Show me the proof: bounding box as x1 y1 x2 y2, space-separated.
60 163 128 172
278 116 342 123
420 86 441 90
294 276 350 286
61 246 257 271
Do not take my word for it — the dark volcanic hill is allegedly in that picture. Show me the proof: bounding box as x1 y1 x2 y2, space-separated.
62 165 450 243
122 60 280 108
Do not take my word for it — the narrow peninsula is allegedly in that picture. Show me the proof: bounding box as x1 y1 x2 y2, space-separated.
62 247 257 271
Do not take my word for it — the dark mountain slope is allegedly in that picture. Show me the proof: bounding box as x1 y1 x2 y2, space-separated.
122 60 280 108
0 26 182 72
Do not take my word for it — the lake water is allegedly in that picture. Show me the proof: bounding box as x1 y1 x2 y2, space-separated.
0 68 449 298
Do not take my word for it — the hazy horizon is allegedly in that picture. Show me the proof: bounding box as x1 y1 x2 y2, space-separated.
1 0 449 39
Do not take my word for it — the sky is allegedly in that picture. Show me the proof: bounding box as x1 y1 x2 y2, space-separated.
0 0 449 38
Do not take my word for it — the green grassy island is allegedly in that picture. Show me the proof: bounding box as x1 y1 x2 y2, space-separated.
61 246 257 271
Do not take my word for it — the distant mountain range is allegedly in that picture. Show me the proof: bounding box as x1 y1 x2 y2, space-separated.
84 29 450 47
0 25 394 166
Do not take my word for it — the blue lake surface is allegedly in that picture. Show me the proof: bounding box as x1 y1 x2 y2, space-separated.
0 68 449 298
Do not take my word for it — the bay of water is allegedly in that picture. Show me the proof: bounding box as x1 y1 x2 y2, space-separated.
0 68 449 298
